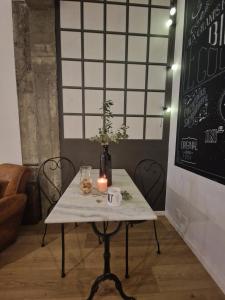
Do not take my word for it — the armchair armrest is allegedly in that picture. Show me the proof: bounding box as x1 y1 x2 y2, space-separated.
0 193 27 225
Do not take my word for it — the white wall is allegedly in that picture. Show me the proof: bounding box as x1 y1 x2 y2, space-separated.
0 0 22 164
166 0 225 294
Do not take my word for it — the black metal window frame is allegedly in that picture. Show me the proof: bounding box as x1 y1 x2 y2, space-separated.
56 0 174 140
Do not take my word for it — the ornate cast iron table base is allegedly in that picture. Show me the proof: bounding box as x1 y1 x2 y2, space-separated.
86 222 135 300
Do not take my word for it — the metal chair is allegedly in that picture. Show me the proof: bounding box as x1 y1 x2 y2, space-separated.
125 159 165 278
37 156 76 248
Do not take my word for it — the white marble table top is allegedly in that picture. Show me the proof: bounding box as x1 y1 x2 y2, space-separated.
45 169 157 224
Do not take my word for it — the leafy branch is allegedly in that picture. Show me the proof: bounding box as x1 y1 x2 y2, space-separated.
90 99 129 145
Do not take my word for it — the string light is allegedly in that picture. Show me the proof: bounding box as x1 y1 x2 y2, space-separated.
170 7 176 16
162 106 171 114
171 64 178 71
166 19 173 27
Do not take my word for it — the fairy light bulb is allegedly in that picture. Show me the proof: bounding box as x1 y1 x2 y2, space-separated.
170 7 176 16
166 19 173 27
171 64 178 71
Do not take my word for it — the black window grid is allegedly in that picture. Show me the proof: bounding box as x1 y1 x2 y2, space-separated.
60 0 170 10
58 0 172 140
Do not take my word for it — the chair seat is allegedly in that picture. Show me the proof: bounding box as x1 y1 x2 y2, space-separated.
0 164 30 251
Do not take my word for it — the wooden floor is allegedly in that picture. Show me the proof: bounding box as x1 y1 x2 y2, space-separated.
0 217 224 300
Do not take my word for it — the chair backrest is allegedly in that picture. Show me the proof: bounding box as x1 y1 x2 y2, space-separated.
37 157 76 206
0 163 30 197
134 159 165 211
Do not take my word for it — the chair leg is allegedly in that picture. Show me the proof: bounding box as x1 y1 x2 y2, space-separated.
125 222 130 278
61 224 65 278
41 204 54 247
41 223 48 247
153 220 161 254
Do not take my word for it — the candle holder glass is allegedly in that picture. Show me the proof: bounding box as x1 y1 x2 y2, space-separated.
79 165 93 194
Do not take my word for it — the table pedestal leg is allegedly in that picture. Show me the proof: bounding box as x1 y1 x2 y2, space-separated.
87 222 135 300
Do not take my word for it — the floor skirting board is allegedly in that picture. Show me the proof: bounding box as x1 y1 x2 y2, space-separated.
155 211 165 216
165 211 225 295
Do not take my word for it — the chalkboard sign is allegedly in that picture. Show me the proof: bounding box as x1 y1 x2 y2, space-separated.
176 0 225 184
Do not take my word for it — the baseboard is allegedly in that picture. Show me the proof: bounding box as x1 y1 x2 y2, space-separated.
165 211 225 295
155 211 165 216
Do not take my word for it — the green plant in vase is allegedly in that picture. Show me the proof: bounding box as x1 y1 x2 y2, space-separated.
90 99 129 186
90 99 129 145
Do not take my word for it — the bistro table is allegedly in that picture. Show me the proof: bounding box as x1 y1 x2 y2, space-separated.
45 169 157 300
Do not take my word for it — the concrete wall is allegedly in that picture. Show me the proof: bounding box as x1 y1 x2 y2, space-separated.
13 0 60 167
166 0 225 294
0 0 22 164
12 0 61 214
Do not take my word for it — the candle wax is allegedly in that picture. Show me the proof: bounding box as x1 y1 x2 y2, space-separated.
97 177 108 193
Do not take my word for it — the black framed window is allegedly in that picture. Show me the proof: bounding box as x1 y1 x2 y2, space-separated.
57 0 171 140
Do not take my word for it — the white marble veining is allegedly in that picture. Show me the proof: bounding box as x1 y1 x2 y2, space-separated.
45 169 157 224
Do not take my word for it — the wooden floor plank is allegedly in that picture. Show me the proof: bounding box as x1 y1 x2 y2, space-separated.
0 217 224 300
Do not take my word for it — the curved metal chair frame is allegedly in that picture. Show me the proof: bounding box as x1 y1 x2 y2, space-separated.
37 156 76 247
125 159 165 278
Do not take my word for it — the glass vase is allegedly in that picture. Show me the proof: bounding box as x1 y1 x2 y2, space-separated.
79 165 93 194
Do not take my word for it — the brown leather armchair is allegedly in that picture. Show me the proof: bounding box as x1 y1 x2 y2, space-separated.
0 164 30 251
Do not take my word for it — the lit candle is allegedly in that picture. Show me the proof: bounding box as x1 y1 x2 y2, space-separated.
97 176 108 193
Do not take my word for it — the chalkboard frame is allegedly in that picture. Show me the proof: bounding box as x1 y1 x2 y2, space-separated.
175 0 225 185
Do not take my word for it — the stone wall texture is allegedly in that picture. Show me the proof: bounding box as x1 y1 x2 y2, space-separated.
12 0 61 215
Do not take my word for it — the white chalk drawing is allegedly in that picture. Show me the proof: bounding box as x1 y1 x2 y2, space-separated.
188 0 222 47
185 13 225 95
184 88 208 128
205 126 224 143
192 0 203 20
180 137 198 164
218 90 225 122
